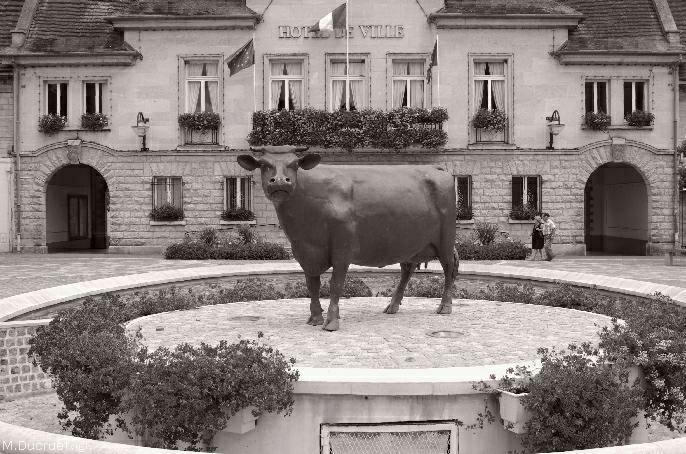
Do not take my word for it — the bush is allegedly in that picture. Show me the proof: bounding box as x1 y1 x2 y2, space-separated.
471 109 508 131
221 208 255 222
678 164 685 190
149 203 184 222
474 221 499 245
178 112 221 131
28 294 138 439
220 278 285 303
599 293 686 432
625 110 654 127
455 240 530 260
81 113 109 130
236 225 258 244
164 240 290 260
509 204 538 221
247 107 448 150
29 290 299 446
198 227 219 246
38 114 67 134
584 111 611 131
521 343 642 452
283 276 373 298
467 281 538 305
124 339 298 450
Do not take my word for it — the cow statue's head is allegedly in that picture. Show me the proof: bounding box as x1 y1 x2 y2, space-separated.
237 146 321 203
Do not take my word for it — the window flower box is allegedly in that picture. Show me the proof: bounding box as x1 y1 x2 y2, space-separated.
624 110 654 127
149 203 184 222
584 112 611 131
179 112 221 145
38 114 67 134
81 113 109 130
498 389 532 434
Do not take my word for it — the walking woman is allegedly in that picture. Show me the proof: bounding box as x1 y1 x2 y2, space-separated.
530 215 544 260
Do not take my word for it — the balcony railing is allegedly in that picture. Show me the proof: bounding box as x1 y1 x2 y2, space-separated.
474 126 509 144
183 127 218 145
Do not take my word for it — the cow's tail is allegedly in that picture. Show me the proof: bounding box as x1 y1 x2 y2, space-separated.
452 246 460 281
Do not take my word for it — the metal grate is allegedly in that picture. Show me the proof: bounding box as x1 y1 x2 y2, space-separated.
322 423 457 454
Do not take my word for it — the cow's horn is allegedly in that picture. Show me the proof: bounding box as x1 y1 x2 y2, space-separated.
249 146 266 154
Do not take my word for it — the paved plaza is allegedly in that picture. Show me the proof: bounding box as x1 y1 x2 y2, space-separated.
131 297 612 369
0 253 684 300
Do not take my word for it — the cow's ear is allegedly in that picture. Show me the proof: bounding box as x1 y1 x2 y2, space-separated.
298 153 321 170
237 155 260 171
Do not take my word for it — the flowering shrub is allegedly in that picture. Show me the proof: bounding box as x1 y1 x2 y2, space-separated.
30 290 298 448
38 114 67 134
221 208 255 222
471 109 508 131
474 221 499 245
509 204 538 221
625 110 654 127
520 344 642 452
247 107 448 149
124 338 298 450
584 111 611 131
178 112 221 131
149 203 184 221
81 113 109 130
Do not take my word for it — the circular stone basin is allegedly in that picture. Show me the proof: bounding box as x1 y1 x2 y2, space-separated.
128 298 612 369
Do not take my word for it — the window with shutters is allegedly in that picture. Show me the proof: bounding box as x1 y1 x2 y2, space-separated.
225 176 252 211
45 81 69 117
152 177 183 210
455 175 473 220
623 80 648 117
585 80 609 114
511 175 541 220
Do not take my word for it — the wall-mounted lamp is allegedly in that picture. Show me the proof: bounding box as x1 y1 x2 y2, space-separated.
131 112 150 151
545 110 565 150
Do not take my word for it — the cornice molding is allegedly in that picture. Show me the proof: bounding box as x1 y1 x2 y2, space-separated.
24 141 118 158
107 15 258 30
429 13 582 29
555 51 682 65
0 53 139 66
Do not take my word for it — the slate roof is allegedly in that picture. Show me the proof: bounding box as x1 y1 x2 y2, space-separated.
3 0 256 55
0 0 24 48
123 0 257 16
438 0 582 16
554 0 672 53
667 0 686 46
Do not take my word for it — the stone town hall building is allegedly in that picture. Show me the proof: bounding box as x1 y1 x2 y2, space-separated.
0 0 685 255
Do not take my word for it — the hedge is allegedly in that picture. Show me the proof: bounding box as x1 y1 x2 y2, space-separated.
164 240 290 260
456 240 530 260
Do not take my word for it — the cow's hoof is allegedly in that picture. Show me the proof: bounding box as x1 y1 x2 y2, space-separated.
436 304 452 315
322 318 340 332
307 314 324 326
383 303 399 314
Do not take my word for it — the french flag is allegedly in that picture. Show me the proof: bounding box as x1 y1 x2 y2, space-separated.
310 3 347 33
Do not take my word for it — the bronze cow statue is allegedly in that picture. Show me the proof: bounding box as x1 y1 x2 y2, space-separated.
237 145 459 331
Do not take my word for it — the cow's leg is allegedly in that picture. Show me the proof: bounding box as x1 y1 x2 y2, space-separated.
384 262 416 314
436 247 459 314
323 263 349 332
306 275 324 326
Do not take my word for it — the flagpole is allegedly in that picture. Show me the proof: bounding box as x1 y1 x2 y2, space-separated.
252 30 257 112
345 0 349 111
436 34 440 106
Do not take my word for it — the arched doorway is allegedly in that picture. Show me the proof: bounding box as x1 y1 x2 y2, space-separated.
584 163 648 255
46 164 109 252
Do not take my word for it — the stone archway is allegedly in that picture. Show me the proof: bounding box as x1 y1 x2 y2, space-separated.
45 164 109 251
584 162 648 255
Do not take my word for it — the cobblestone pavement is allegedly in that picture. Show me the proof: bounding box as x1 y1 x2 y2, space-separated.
130 297 612 369
0 253 684 299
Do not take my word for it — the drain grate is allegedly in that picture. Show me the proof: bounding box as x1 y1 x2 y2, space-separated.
427 330 463 338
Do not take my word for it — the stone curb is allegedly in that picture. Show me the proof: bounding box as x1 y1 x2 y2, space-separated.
1 262 684 322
